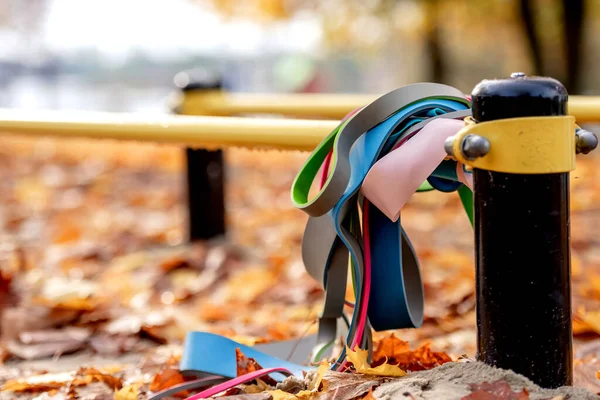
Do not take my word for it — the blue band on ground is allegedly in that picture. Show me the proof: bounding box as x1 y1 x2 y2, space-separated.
180 332 315 379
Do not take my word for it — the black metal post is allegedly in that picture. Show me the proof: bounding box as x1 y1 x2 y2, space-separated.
472 73 572 388
173 69 226 241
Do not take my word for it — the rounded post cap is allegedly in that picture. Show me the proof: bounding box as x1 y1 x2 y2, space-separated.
174 68 223 92
471 73 568 122
472 73 567 100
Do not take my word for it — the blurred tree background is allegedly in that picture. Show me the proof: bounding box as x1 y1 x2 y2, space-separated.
5 2 600 395
199 0 599 94
0 0 598 111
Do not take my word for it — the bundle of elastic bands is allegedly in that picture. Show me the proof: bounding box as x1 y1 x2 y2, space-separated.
149 84 475 400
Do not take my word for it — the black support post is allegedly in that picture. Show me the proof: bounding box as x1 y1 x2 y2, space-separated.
472 73 572 388
173 69 226 241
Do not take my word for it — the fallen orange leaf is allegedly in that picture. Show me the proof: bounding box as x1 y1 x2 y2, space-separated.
30 296 99 312
71 367 123 391
2 368 122 393
199 302 230 322
372 333 452 371
236 348 277 386
579 310 600 335
581 275 600 300
372 333 410 362
361 388 376 399
149 367 186 393
573 316 594 335
1 373 70 393
53 225 81 244
160 257 189 273
223 266 278 303
267 321 294 341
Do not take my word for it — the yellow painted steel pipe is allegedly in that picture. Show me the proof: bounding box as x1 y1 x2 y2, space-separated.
1 95 600 153
569 96 600 123
176 91 376 119
177 91 600 123
0 109 338 152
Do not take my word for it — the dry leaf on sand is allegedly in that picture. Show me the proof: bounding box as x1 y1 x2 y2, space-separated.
346 346 406 377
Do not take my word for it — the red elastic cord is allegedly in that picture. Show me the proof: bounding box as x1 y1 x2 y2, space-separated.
337 198 372 373
319 150 333 188
319 106 365 372
351 198 371 350
341 130 417 372
183 368 293 400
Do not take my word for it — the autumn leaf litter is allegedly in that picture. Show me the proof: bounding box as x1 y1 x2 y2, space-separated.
1 140 600 398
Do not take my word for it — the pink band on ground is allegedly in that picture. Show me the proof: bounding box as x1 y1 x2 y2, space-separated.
183 368 293 400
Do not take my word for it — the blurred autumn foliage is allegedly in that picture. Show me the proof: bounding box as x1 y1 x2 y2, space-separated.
193 0 600 95
0 134 600 398
1 1 600 399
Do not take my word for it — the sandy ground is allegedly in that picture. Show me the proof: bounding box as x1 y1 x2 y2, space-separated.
371 362 598 399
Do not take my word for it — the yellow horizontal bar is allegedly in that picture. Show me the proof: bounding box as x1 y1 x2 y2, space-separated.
178 91 600 123
569 96 600 124
1 94 599 153
178 91 376 119
0 109 338 151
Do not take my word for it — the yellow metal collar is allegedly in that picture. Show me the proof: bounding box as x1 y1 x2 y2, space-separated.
451 115 576 174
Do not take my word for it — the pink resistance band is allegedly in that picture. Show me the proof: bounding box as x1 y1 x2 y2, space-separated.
361 118 471 222
183 368 294 400
391 119 472 188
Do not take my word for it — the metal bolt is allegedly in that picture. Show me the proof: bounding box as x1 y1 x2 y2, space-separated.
510 72 527 79
575 128 598 155
444 136 456 157
462 134 491 160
